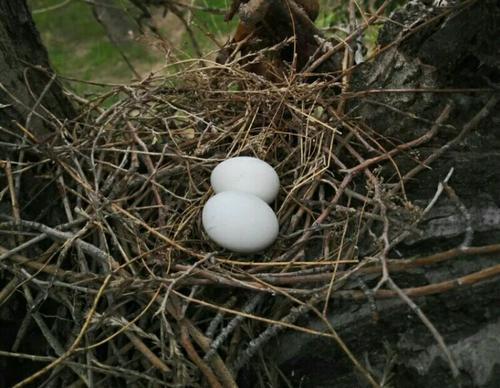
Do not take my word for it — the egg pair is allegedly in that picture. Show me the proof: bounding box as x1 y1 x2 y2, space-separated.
202 157 280 253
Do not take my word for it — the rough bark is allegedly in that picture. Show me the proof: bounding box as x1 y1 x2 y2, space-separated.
0 0 74 154
0 0 74 218
0 2 74 385
271 1 500 387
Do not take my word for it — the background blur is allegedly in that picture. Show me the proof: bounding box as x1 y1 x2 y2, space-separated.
29 0 384 95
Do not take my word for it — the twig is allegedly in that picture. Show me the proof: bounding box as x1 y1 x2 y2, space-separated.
124 331 171 373
204 294 264 361
179 322 223 388
13 275 112 388
385 278 459 378
443 183 473 248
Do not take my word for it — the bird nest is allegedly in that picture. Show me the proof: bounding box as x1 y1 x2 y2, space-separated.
2 54 497 387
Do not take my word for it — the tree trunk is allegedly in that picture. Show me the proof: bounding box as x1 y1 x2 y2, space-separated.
0 2 74 385
272 1 500 387
0 0 73 154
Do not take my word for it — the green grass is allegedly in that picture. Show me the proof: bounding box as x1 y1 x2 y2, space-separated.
28 0 389 98
28 0 236 96
29 0 161 97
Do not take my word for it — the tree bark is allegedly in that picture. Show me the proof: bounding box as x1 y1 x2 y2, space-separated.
271 1 500 387
0 3 74 384
0 0 73 156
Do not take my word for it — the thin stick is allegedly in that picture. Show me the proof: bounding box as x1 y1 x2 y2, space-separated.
386 278 459 378
13 275 112 388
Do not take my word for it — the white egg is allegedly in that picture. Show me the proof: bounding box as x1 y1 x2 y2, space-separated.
202 191 279 253
211 156 280 203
